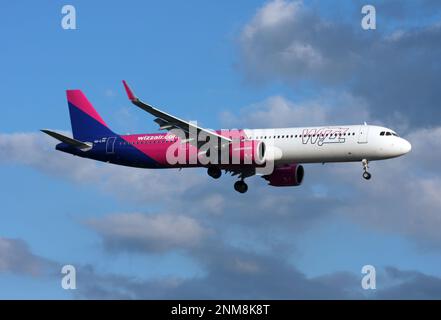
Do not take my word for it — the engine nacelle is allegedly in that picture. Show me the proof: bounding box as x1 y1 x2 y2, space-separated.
229 140 266 165
263 164 304 187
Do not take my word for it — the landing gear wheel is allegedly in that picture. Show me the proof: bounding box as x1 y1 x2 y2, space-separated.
207 166 222 179
361 159 371 180
234 180 248 193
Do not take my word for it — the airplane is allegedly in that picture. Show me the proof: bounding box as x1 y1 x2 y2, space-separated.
42 81 412 193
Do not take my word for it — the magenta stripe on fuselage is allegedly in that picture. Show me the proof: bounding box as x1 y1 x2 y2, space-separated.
120 133 185 166
118 130 248 167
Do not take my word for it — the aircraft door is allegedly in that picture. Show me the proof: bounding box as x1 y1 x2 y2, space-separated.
106 137 117 154
357 125 369 144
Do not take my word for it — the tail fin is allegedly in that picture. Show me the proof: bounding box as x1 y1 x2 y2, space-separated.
66 90 116 141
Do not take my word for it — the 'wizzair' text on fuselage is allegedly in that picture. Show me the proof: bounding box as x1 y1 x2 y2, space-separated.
137 134 176 141
301 128 350 146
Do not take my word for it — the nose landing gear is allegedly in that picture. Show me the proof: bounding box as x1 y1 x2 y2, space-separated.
363 171 372 180
362 159 371 180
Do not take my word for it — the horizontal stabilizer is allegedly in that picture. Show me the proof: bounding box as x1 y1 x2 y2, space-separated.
41 129 92 151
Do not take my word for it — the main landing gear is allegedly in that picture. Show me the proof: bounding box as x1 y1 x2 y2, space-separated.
207 166 222 179
362 159 372 180
232 168 254 194
234 180 248 194
209 167 252 194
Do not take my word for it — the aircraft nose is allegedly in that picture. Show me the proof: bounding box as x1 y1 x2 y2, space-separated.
401 138 412 154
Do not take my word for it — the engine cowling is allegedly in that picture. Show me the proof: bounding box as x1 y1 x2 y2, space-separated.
263 164 304 187
229 140 266 165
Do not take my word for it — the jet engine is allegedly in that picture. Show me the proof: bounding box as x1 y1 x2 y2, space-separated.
263 164 304 186
229 140 266 165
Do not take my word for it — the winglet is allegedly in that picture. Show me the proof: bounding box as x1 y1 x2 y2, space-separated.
122 80 137 101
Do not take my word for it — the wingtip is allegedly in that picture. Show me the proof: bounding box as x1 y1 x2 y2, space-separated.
122 80 136 101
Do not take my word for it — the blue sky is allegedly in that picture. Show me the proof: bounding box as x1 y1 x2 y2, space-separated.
1 0 441 299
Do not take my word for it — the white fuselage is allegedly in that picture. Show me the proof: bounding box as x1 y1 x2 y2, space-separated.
243 124 411 164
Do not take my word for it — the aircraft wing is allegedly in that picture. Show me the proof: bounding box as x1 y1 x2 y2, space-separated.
122 80 232 147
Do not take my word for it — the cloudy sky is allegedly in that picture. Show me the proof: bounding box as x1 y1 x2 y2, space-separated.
1 0 441 299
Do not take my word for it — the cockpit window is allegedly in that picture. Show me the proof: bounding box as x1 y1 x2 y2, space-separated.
392 133 398 137
386 132 392 136
380 131 385 136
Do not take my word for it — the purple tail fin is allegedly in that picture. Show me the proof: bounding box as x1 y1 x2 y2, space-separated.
66 90 116 141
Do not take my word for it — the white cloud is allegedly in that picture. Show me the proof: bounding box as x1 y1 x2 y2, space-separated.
237 0 441 128
238 0 357 84
86 213 209 253
0 237 55 276
242 0 301 39
280 42 324 70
